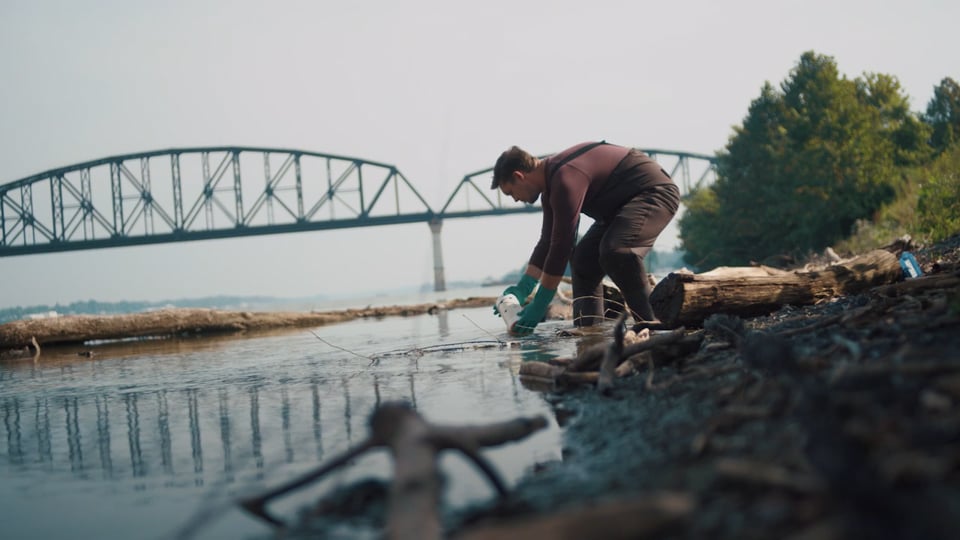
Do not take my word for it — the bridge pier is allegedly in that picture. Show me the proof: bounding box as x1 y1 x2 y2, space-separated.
429 218 446 292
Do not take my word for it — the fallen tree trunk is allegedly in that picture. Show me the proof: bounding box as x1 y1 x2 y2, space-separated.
0 308 340 350
0 297 495 350
650 249 902 328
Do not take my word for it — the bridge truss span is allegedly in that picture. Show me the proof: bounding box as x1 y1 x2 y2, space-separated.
0 147 435 256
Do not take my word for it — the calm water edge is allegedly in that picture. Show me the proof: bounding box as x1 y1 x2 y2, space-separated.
0 287 580 539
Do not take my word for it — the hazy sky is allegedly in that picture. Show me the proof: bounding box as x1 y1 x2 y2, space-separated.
1 0 957 309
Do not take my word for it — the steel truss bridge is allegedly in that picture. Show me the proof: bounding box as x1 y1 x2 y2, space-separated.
0 146 716 290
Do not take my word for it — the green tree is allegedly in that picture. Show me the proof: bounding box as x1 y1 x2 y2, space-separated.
923 77 960 155
680 51 916 268
857 73 932 166
917 143 960 241
677 185 724 268
687 82 790 267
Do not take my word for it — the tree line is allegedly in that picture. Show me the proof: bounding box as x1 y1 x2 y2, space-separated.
680 51 960 269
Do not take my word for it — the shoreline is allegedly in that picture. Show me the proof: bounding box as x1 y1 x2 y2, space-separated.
448 242 960 538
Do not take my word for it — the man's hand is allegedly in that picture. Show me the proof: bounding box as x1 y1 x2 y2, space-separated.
493 274 537 316
512 285 556 336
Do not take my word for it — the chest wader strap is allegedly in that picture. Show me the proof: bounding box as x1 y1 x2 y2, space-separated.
548 140 608 180
548 140 608 249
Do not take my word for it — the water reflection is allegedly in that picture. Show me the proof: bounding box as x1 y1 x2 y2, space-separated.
2 374 378 484
0 311 575 538
96 395 111 476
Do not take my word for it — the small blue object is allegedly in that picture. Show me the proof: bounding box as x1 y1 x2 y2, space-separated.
899 252 922 279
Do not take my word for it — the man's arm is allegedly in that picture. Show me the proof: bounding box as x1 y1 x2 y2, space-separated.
520 264 562 289
537 270 563 291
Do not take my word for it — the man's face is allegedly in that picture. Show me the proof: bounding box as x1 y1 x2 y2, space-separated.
500 172 540 204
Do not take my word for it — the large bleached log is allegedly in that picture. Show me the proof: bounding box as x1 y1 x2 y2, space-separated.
0 297 496 350
650 249 903 328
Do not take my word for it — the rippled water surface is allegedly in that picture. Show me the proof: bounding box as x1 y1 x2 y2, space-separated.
0 303 581 539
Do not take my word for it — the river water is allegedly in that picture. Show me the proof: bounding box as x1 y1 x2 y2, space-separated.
0 286 581 539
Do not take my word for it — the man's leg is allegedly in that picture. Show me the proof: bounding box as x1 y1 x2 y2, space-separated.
599 187 678 322
570 222 607 327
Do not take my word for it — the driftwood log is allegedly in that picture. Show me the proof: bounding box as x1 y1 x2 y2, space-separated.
649 249 903 328
0 297 495 350
240 401 547 540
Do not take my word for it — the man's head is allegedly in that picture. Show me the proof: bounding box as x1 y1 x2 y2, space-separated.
491 146 537 190
490 146 543 204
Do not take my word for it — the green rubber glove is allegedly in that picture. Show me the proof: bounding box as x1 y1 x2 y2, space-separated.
494 274 537 316
512 284 556 336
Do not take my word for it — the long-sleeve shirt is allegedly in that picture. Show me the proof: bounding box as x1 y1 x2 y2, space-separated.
528 142 675 276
